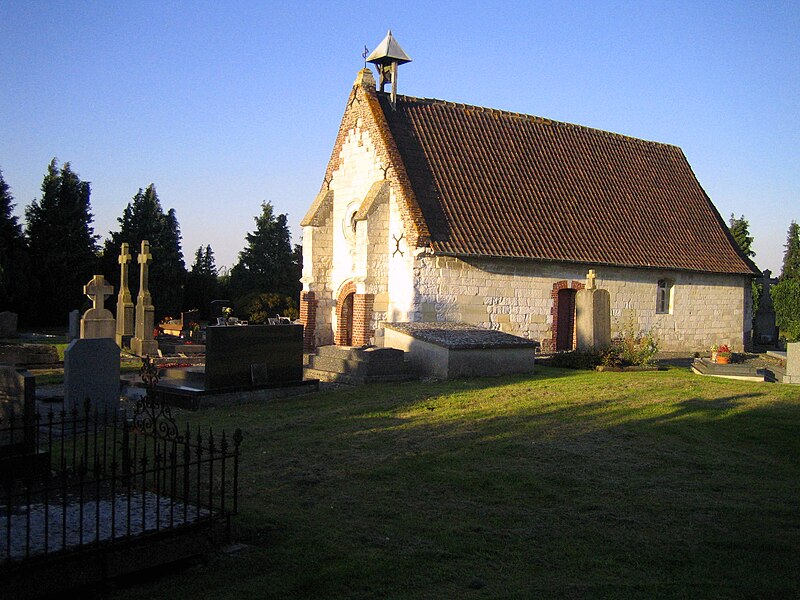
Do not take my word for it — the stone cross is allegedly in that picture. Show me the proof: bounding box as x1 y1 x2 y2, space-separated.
84 275 113 309
131 240 158 356
586 269 597 290
138 240 152 299
116 243 135 348
80 275 116 339
119 243 132 289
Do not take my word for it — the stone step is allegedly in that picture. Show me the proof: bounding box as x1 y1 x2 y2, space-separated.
303 368 415 386
307 354 410 376
304 345 415 385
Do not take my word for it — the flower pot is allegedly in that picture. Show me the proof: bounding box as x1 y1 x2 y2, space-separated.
710 351 717 363
716 354 731 364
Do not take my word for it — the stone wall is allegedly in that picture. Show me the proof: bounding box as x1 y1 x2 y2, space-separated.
410 255 751 352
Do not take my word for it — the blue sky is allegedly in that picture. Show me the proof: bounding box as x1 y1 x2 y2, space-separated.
1 1 798 273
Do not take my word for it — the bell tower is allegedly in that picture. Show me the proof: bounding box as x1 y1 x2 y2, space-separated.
366 30 412 108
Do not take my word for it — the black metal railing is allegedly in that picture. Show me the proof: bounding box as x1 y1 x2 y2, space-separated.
1 391 242 565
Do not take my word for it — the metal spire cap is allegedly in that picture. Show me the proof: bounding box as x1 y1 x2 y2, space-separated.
366 30 412 66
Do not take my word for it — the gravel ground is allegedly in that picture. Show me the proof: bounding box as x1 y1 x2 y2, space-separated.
1 491 208 561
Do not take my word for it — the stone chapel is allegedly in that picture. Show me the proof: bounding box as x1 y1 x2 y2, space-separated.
299 32 758 353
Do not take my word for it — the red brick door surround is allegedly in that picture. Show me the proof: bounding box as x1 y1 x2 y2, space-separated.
549 280 584 352
334 281 374 347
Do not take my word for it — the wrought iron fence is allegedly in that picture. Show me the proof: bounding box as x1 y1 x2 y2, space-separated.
1 391 242 566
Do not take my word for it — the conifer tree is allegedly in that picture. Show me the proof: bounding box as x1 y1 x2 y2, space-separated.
229 201 301 319
771 221 800 342
779 221 800 281
102 184 186 319
184 245 218 319
0 169 29 313
25 160 98 323
729 214 755 258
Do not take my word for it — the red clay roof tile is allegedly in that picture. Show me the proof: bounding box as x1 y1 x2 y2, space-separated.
377 94 757 275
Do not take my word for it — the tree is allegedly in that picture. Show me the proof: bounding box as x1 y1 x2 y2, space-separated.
0 169 29 313
25 159 98 323
102 184 186 320
728 214 761 320
771 278 800 342
229 201 301 314
780 221 800 281
729 214 755 258
771 221 800 342
184 245 218 319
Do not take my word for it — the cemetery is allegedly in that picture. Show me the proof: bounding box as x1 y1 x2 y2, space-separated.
1 26 798 600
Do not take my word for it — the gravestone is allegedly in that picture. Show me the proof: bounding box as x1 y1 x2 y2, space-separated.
784 343 800 385
116 242 135 348
0 366 35 451
67 309 80 342
63 338 121 415
576 269 612 350
80 275 116 339
0 366 45 479
753 269 779 346
0 311 18 338
131 240 158 356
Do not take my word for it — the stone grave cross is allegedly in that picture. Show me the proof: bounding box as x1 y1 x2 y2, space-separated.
576 268 611 350
131 240 158 356
85 275 113 310
116 242 135 348
80 275 116 339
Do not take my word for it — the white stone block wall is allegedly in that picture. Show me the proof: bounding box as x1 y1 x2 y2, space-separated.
410 255 751 352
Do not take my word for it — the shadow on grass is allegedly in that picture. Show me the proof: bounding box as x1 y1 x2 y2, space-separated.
117 370 800 600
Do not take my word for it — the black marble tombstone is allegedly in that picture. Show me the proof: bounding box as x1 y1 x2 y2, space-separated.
204 324 304 391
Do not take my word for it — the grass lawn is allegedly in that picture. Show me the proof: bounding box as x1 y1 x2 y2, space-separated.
112 367 800 599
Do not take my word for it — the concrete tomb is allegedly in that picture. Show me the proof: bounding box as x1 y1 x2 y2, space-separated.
0 311 18 338
63 337 121 415
80 275 116 340
116 242 135 349
575 269 612 351
131 240 158 356
382 322 537 379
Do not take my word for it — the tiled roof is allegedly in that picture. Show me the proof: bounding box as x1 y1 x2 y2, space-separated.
377 94 757 275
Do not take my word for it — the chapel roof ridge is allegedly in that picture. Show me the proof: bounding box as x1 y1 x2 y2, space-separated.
379 91 683 151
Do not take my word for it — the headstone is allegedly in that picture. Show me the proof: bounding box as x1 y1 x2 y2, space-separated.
63 338 121 415
80 275 116 339
0 366 35 452
0 311 18 338
131 240 158 356
0 366 46 479
67 309 80 342
576 269 612 350
753 269 779 346
116 242 135 348
784 343 800 385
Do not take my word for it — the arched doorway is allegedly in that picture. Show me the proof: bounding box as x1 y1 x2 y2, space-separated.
335 281 357 346
555 288 577 351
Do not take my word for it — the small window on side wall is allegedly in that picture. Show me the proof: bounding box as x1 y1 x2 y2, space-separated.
656 279 673 314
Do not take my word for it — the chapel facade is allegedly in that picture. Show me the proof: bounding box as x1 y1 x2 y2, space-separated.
299 34 758 353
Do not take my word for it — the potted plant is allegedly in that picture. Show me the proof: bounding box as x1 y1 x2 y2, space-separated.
716 344 732 364
710 344 718 363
